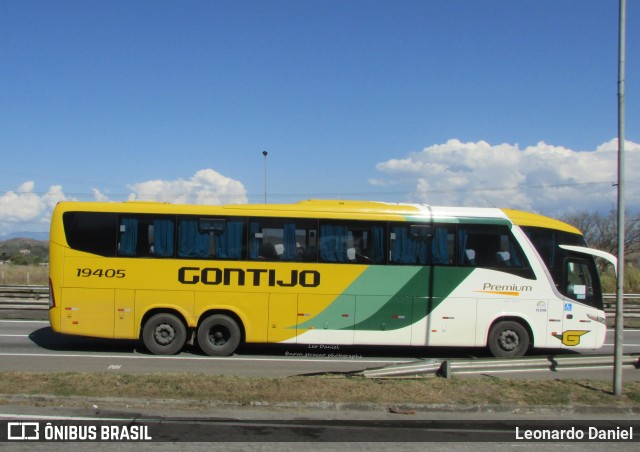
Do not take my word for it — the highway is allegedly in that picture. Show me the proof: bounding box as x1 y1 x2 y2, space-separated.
0 319 638 379
1 319 639 450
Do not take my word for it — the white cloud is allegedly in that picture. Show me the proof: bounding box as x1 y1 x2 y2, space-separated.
373 138 640 216
127 169 248 204
2 148 637 238
0 169 248 236
0 183 68 235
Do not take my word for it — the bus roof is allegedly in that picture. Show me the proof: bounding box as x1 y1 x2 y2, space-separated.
501 208 582 235
53 200 581 234
54 199 508 223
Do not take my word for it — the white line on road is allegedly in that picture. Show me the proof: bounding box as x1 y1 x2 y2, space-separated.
0 352 410 365
0 320 49 324
0 413 158 422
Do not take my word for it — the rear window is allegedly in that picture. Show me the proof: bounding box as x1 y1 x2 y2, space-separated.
63 212 118 256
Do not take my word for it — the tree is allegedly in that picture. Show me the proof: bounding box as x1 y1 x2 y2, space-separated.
560 210 640 257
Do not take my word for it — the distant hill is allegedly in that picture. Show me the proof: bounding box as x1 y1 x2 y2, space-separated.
0 237 49 264
0 231 49 241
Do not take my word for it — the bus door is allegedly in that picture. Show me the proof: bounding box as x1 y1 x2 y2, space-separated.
553 256 602 349
424 267 478 347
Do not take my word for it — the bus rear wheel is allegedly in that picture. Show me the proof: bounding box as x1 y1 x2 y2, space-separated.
197 314 241 356
142 313 187 355
488 320 530 358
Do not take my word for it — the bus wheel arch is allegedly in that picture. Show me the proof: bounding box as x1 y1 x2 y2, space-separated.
197 311 244 356
141 311 188 355
487 318 532 358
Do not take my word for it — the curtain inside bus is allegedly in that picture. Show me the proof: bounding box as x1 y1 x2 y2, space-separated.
320 224 386 264
319 224 349 262
391 226 449 265
214 221 244 259
371 226 385 263
178 220 209 258
153 219 174 257
119 218 138 256
282 223 297 260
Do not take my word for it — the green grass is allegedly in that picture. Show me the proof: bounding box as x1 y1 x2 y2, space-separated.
0 372 638 410
0 264 48 285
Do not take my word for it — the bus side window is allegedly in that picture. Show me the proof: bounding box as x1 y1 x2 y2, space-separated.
177 219 211 258
176 217 245 260
249 219 317 262
63 211 118 257
118 216 175 258
457 225 529 271
319 221 386 264
389 224 451 265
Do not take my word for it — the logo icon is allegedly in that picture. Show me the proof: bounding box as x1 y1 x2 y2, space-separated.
7 422 40 440
553 330 589 346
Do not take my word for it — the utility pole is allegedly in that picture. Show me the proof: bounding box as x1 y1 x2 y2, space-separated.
614 0 626 396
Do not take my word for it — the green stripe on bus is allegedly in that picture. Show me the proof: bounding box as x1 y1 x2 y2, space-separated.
406 216 511 226
350 266 475 331
295 266 475 332
294 266 421 331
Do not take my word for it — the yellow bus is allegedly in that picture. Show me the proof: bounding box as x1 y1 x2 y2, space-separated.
48 200 613 358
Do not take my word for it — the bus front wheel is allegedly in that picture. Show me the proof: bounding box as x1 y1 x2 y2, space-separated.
142 313 187 355
197 314 241 356
488 320 530 358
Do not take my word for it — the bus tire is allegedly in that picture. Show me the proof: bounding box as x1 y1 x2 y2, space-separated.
142 313 187 355
488 320 530 358
197 314 241 356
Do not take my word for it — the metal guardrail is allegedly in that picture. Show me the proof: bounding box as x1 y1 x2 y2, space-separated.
603 294 640 317
2 287 638 313
0 285 49 310
603 294 640 301
360 354 640 379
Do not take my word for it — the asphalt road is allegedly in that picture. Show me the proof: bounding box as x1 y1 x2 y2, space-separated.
1 413 638 451
1 318 639 450
1 410 639 448
0 319 638 379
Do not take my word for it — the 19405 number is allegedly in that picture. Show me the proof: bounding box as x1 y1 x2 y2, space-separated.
76 268 126 278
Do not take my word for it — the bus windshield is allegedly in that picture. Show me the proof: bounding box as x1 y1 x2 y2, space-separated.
522 226 604 309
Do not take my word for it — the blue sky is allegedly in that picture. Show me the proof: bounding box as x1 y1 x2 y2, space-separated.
1 0 638 235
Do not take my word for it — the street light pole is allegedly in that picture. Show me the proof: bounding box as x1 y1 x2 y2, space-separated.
262 151 268 203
